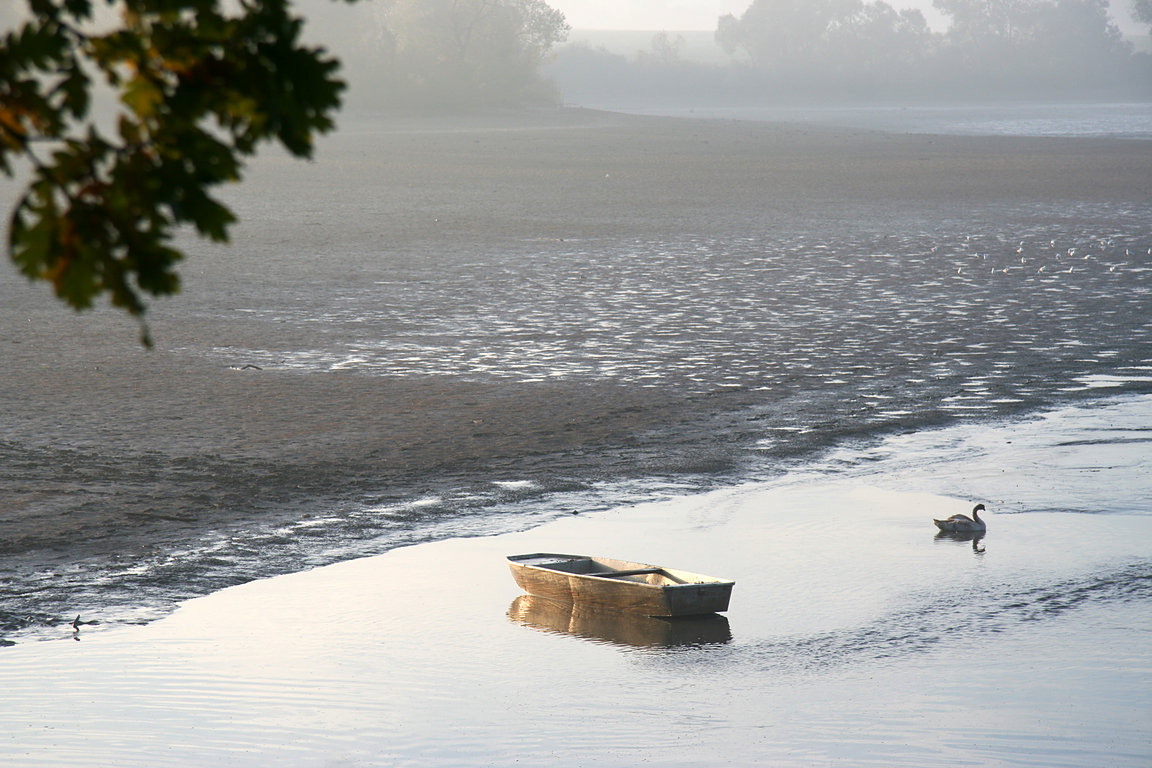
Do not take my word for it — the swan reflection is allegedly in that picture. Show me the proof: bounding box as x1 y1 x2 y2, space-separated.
508 595 732 649
934 530 986 554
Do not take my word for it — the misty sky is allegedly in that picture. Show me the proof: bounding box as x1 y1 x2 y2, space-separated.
553 0 1145 34
554 0 948 31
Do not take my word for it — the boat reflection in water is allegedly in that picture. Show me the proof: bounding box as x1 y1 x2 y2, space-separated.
508 594 732 649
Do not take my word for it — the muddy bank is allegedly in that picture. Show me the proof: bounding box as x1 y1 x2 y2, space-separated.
1 354 734 554
2 108 1150 635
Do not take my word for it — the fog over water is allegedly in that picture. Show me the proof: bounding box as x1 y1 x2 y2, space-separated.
294 0 1152 112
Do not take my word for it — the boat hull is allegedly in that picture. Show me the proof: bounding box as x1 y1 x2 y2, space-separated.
507 553 734 617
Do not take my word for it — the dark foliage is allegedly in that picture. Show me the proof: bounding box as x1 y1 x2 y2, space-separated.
0 0 349 343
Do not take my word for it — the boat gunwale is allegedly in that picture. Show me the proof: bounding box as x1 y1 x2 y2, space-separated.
507 553 734 591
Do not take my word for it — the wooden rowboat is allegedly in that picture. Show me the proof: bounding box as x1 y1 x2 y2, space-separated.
507 553 734 617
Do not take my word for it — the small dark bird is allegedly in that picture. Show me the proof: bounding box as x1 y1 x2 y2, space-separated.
934 503 987 533
72 615 81 632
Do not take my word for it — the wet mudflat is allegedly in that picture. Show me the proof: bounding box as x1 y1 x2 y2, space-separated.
1 107 1150 644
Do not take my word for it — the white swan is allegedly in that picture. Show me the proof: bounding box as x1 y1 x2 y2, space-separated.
934 503 987 533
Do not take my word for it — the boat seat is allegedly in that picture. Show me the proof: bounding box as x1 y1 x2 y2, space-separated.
585 568 665 578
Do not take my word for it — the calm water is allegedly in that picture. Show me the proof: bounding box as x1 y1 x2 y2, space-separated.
592 101 1152 139
2 395 1150 767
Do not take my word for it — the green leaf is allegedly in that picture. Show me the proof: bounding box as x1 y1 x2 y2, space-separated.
122 76 165 118
51 61 91 120
5 0 352 343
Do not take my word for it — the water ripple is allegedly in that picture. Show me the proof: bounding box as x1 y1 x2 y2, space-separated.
201 214 1152 436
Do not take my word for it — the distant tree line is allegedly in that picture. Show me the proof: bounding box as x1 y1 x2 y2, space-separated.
364 0 569 110
549 0 1152 104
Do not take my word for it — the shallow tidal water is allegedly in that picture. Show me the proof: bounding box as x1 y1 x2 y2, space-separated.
2 110 1152 644
2 395 1150 767
5 194 1150 643
2 110 1151 764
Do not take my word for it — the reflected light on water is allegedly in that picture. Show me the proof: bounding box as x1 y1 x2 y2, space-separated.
3 457 1151 766
508 594 732 649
